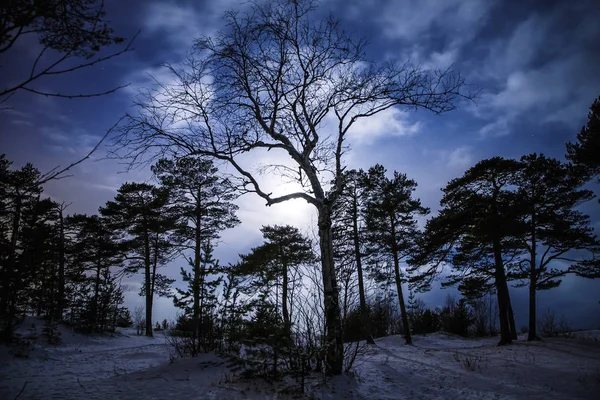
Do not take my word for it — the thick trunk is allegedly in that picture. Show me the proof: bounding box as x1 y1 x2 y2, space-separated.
492 236 512 345
352 196 374 344
317 205 343 375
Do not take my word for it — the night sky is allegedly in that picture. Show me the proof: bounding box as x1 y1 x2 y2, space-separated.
2 0 599 328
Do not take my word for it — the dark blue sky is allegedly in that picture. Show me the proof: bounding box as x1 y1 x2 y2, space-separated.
1 0 599 328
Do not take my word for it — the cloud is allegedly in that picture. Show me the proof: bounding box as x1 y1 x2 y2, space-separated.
142 0 248 55
346 108 422 145
377 0 493 42
473 2 600 135
446 146 474 169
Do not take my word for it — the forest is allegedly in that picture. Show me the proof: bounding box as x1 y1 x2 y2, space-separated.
0 0 599 393
1 95 598 378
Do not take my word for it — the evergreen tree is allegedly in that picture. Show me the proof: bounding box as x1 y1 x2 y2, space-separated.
566 96 600 184
362 165 429 345
0 157 44 341
512 154 599 340
410 158 521 344
153 156 239 352
100 182 180 337
331 169 374 343
239 226 314 339
65 214 123 332
173 241 223 353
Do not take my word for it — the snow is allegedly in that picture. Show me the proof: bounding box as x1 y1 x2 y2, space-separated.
1 320 599 399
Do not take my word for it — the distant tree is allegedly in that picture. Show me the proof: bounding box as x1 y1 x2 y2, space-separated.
132 305 144 335
438 295 474 338
100 182 180 337
113 0 472 375
512 154 599 341
566 97 600 183
410 158 521 345
332 169 374 344
362 165 429 345
0 0 136 103
153 156 239 352
239 225 315 341
173 241 223 353
0 157 43 341
65 214 123 332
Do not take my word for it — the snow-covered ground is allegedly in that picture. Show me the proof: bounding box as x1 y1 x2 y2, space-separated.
1 320 599 399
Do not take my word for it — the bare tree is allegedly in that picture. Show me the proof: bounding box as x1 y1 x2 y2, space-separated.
1 0 137 105
112 0 473 374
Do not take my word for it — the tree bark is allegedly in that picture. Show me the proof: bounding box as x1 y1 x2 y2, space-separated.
352 195 374 344
193 192 202 354
144 228 153 337
317 204 343 375
391 219 412 345
281 257 291 339
492 236 512 345
527 213 540 341
2 195 22 341
92 258 101 332
57 206 66 321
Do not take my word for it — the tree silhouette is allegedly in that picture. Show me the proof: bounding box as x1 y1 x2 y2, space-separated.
410 158 521 345
362 165 429 345
566 97 600 183
0 0 136 104
512 154 598 340
113 0 472 374
153 156 239 352
100 182 180 337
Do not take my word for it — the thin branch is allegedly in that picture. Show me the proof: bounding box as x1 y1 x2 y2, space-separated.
37 116 124 186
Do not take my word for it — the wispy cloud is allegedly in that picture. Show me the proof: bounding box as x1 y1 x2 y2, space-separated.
473 2 600 135
346 108 422 145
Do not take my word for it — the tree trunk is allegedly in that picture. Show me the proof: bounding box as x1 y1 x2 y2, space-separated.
507 288 517 340
92 259 101 332
281 258 291 339
352 195 374 344
317 204 343 375
391 247 412 344
527 215 539 341
492 236 512 345
57 206 66 321
193 195 202 354
2 195 22 342
144 230 153 337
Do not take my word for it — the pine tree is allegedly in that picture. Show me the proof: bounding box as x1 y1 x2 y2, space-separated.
173 241 223 353
512 154 599 340
234 225 315 374
362 165 429 345
566 96 600 183
0 157 44 341
100 182 180 337
65 214 123 332
331 169 374 343
410 158 521 344
153 157 239 352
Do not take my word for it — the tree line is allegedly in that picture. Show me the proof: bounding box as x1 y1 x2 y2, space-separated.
1 0 599 380
1 93 597 376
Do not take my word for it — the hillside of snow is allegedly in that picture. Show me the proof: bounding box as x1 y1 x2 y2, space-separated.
1 319 599 399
